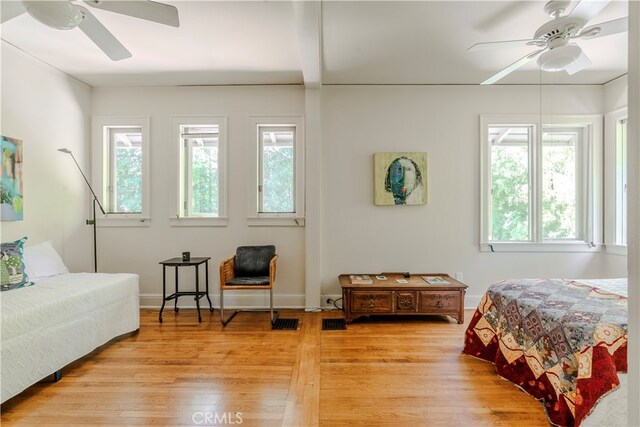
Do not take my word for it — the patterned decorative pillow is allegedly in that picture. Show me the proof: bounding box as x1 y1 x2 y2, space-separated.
1 237 33 291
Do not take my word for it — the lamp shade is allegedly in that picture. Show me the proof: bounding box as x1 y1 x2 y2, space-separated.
537 44 583 72
24 1 83 30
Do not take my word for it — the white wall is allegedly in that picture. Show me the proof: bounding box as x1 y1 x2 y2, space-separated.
603 75 628 277
0 43 92 272
321 84 610 305
2 55 619 311
90 86 306 307
626 2 639 424
604 75 628 112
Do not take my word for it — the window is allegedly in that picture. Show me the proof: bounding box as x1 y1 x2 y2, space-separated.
248 117 304 226
107 127 143 214
92 117 150 226
488 126 532 241
616 119 628 246
541 126 585 241
171 117 227 226
259 126 295 213
481 115 602 252
605 108 628 253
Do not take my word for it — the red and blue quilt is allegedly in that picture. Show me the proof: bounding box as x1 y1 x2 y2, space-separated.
463 279 627 426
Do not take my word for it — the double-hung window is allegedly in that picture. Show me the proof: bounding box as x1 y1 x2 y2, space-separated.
541 125 586 241
107 127 143 214
248 117 304 226
92 117 150 226
171 117 227 226
259 126 295 213
605 108 628 253
480 115 602 252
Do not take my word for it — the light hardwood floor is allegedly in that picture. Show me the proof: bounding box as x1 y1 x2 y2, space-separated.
1 309 548 426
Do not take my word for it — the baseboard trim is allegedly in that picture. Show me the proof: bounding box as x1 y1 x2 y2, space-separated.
465 294 482 310
321 294 342 310
139 292 305 309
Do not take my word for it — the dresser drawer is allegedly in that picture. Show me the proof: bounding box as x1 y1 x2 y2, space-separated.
351 291 393 313
419 291 461 313
395 291 417 312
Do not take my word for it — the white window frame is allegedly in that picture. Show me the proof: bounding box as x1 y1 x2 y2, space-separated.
92 116 150 227
248 116 305 226
605 107 628 255
170 117 228 227
480 114 602 252
258 125 296 213
107 127 143 215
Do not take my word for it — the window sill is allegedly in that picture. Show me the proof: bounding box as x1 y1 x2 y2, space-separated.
97 217 151 227
247 216 305 227
605 244 627 256
169 217 228 227
479 242 602 253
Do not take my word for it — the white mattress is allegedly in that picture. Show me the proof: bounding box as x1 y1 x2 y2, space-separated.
583 374 628 426
1 273 139 403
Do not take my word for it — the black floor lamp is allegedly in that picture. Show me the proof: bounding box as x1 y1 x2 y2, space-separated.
58 148 106 273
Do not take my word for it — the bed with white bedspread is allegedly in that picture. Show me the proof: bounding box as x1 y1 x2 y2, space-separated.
1 272 139 403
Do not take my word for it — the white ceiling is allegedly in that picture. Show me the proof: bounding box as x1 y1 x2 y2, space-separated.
0 0 629 87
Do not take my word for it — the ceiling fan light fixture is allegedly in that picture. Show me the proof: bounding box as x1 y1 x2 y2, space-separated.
537 44 582 72
24 1 83 30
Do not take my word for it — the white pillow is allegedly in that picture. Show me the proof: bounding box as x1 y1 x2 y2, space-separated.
23 241 69 281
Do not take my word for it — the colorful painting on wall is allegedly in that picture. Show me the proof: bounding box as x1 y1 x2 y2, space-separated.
1 136 24 221
374 152 427 206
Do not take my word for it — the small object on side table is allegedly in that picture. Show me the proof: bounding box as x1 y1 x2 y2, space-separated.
159 257 213 323
182 251 190 261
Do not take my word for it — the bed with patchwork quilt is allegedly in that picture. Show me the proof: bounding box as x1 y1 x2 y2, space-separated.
463 278 627 426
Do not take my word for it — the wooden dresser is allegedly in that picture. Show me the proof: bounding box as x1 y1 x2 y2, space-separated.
339 273 467 324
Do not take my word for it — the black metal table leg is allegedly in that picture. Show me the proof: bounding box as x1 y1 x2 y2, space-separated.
195 264 202 322
174 266 179 312
159 257 211 323
205 259 213 311
159 265 166 322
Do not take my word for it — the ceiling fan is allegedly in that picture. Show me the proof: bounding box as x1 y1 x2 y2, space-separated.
469 0 628 85
0 0 180 61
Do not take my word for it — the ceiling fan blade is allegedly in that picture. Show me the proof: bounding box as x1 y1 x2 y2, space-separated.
481 49 546 85
579 16 628 39
565 50 592 75
77 6 131 61
468 39 544 52
568 0 611 23
1 1 26 24
84 0 179 27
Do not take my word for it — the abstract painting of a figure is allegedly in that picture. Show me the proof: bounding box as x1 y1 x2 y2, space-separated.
374 152 427 206
1 136 24 221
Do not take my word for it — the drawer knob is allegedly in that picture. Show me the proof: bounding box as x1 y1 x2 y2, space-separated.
436 300 443 308
368 298 375 308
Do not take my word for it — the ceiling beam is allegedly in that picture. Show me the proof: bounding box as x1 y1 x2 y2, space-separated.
293 0 322 88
